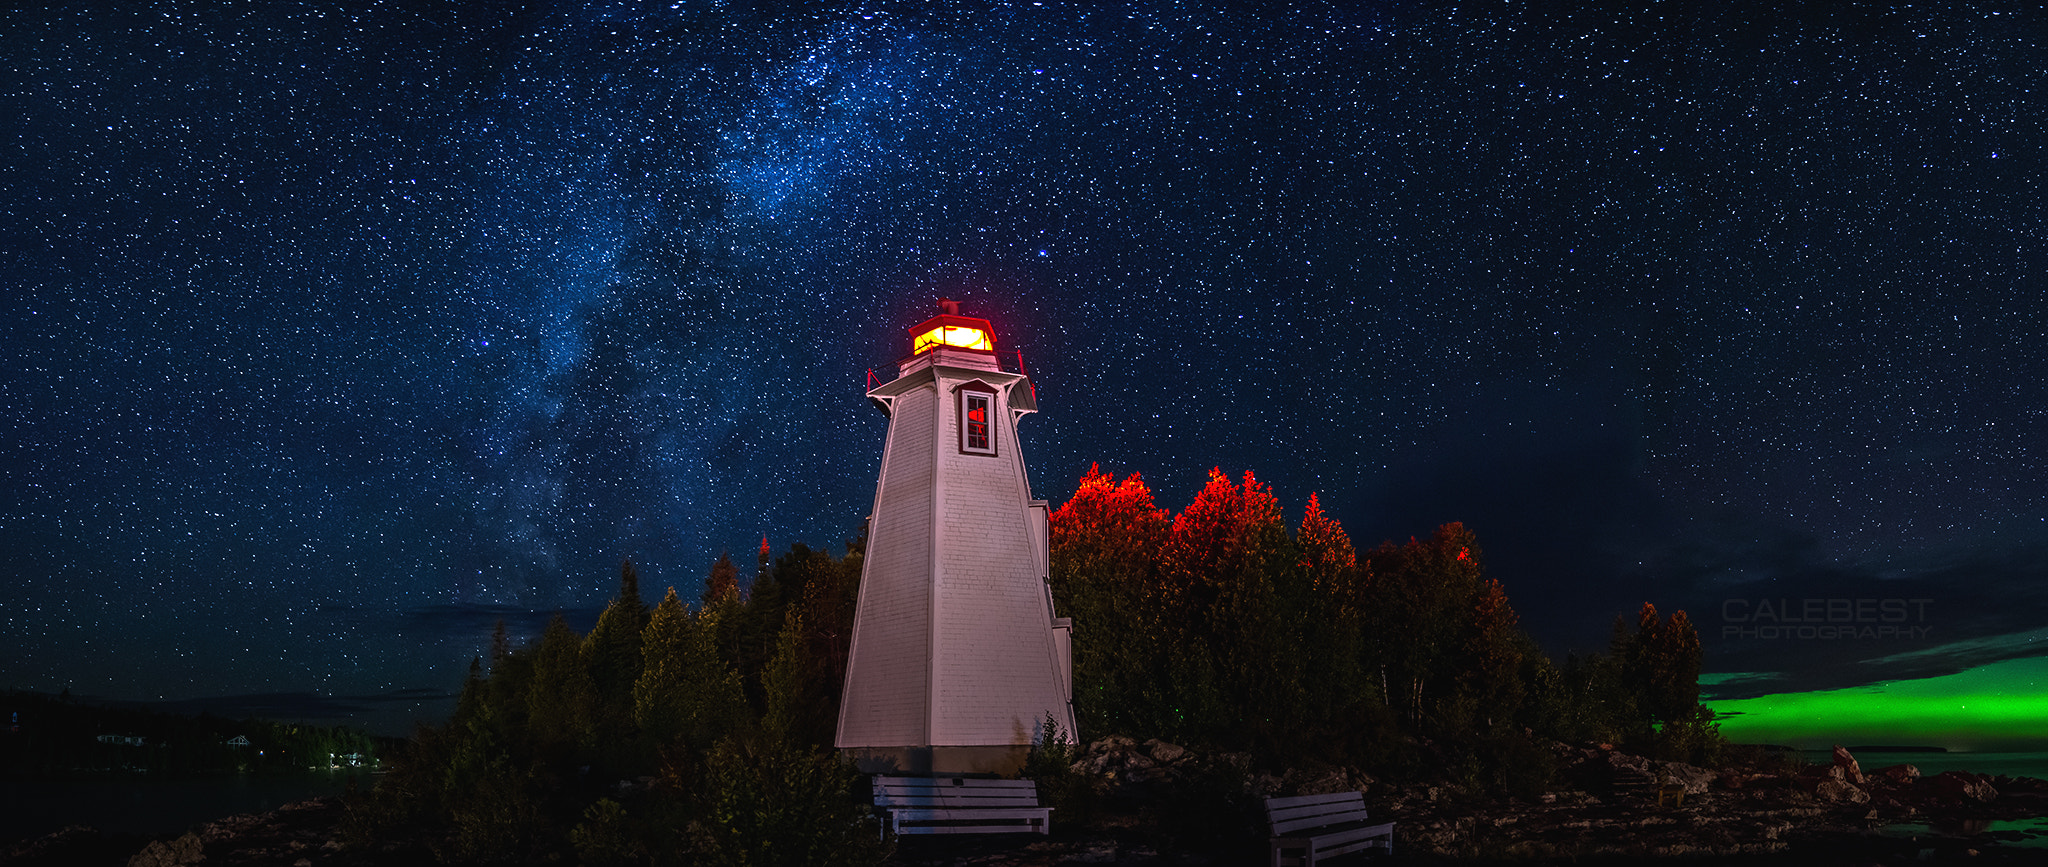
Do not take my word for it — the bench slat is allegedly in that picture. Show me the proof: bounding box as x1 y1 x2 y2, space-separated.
875 776 1037 788
1265 792 1365 811
900 822 1049 835
872 776 1051 837
1274 821 1395 850
877 795 1044 807
1270 808 1369 836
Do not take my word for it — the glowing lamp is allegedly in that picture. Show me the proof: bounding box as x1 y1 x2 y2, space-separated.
910 314 995 354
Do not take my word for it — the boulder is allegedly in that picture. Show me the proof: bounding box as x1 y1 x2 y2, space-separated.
1813 779 1870 804
1922 770 1998 803
1088 735 1137 754
1285 767 1351 796
1655 761 1718 795
1143 738 1188 765
1831 745 1864 784
128 833 204 867
1875 763 1920 785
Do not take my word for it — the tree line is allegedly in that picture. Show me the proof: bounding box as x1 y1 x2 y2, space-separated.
1049 465 1713 792
358 463 1711 862
350 542 887 866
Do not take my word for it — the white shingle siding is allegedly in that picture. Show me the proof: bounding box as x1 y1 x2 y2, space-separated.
838 351 1077 753
835 385 935 746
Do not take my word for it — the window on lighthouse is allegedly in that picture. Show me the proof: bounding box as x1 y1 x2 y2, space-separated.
961 390 995 455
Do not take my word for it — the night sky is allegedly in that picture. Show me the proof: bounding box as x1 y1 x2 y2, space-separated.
5 2 2046 745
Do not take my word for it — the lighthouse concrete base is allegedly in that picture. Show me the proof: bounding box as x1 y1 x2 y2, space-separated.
840 744 1034 776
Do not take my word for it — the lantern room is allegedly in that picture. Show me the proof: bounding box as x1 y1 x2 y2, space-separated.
909 299 995 355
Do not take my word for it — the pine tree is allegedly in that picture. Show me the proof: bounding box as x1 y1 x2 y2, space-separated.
489 620 511 667
705 551 739 606
527 614 596 751
1622 602 1703 726
1159 468 1294 743
635 587 745 753
1293 493 1374 749
1362 522 1517 732
582 561 652 767
1296 492 1358 604
1048 464 1170 736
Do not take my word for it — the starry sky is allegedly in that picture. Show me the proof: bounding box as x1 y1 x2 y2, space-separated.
4 1 2046 743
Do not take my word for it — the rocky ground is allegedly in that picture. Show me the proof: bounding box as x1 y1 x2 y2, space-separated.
892 738 2048 866
0 798 433 867
5 740 2044 866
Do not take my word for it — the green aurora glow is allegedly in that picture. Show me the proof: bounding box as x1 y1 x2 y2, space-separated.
1708 656 2048 751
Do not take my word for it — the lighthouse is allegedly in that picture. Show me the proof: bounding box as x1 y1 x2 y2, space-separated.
836 300 1075 774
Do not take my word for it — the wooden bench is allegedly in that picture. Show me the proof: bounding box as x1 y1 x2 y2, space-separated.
1265 791 1394 866
871 775 1051 837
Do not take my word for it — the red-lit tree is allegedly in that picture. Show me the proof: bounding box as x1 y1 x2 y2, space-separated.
1158 468 1297 744
1048 464 1170 736
1297 491 1360 613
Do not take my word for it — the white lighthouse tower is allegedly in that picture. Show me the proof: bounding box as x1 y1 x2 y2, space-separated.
837 300 1075 774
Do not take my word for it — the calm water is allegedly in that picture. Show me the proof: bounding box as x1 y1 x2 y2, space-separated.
1798 749 2048 781
1885 816 2048 849
1800 751 2048 851
0 772 368 844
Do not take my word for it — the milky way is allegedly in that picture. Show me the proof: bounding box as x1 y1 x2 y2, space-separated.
4 2 2045 736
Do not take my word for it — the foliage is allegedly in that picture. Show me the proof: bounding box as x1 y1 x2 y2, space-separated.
635 587 746 754
357 540 872 865
704 551 740 606
355 461 1728 863
1047 463 1170 738
1045 465 1718 793
1020 713 1092 823
568 798 643 867
689 735 886 867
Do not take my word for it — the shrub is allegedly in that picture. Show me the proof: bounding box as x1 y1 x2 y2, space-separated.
1021 714 1094 823
690 736 886 867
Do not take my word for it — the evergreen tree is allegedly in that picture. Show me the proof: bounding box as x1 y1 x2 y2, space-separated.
773 544 863 747
1361 522 1527 735
635 587 692 744
1620 602 1705 727
1296 492 1359 608
1292 494 1378 756
1160 468 1296 745
527 614 596 752
583 561 652 768
705 551 739 606
1048 464 1170 737
635 587 746 754
490 619 511 666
